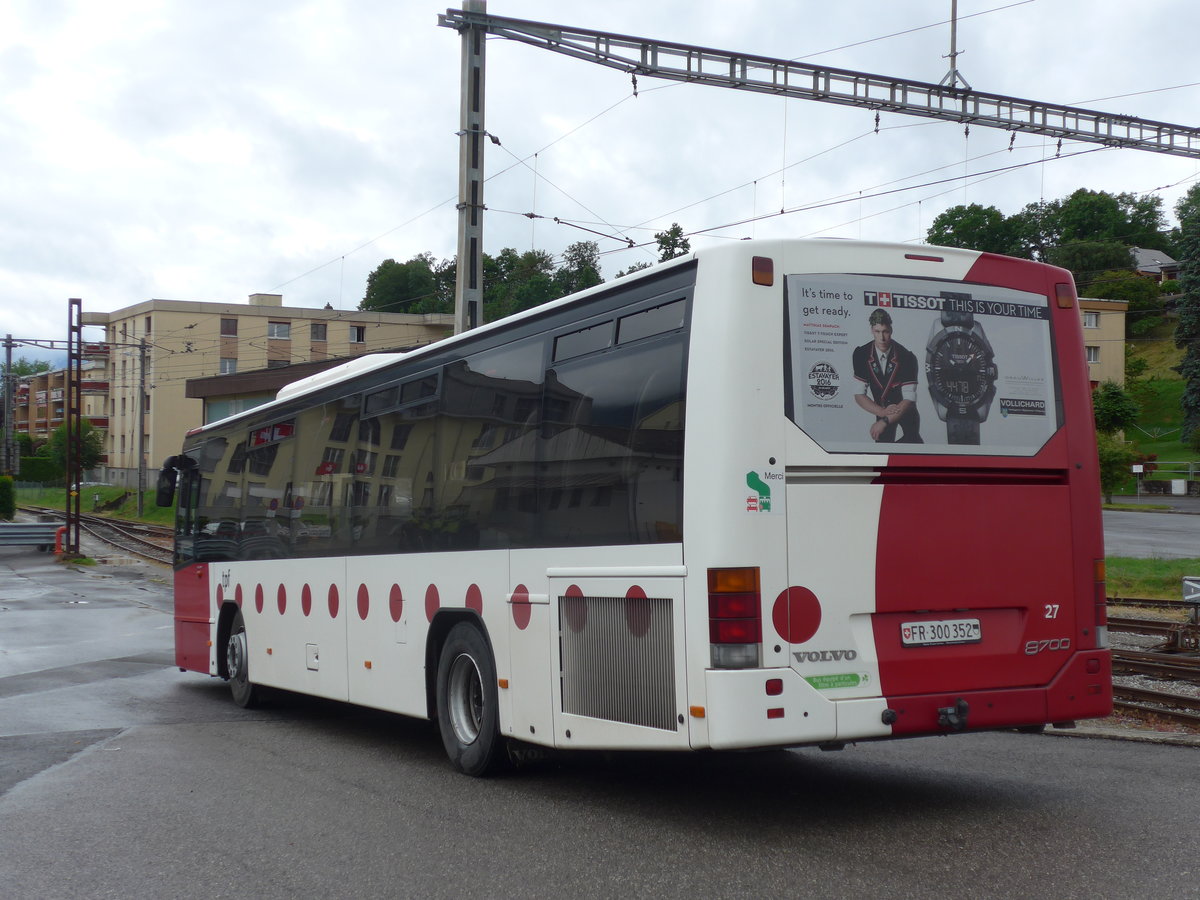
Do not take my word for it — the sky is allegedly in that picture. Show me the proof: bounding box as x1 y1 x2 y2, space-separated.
2 0 1198 360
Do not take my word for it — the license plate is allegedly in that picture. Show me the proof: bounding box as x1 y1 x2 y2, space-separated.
900 618 982 647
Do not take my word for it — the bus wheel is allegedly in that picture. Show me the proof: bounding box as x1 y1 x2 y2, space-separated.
227 610 259 709
436 622 501 776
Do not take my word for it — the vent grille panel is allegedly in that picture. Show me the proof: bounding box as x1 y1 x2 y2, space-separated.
559 594 677 731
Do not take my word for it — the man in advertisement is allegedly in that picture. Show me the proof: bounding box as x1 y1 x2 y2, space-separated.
852 308 922 443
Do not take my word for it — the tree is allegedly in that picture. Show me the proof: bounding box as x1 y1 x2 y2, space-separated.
1046 241 1133 284
654 223 690 262
1008 200 1061 260
1 357 52 378
1092 380 1140 434
615 261 652 278
553 241 603 297
45 420 105 474
1096 433 1138 504
1173 183 1200 441
483 248 557 320
930 189 1172 263
926 203 1017 254
1083 269 1162 336
360 254 454 314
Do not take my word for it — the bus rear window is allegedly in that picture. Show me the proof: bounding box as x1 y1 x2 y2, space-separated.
785 274 1059 456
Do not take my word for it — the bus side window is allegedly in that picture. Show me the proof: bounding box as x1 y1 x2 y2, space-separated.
541 332 686 546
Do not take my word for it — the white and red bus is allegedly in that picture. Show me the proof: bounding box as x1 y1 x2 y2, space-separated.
159 238 1111 775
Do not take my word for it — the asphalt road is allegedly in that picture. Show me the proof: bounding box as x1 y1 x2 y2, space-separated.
1103 508 1200 559
2 540 1199 898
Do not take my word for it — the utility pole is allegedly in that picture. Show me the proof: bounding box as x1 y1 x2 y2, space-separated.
137 338 147 516
2 334 15 477
65 298 82 554
938 0 971 90
452 0 487 334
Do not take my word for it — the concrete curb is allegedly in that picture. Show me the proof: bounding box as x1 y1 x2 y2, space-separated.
1045 723 1200 748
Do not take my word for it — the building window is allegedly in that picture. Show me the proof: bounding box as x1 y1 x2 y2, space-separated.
268 321 291 340
266 359 290 369
145 315 152 334
1083 311 1099 328
311 323 327 341
350 325 366 343
144 394 151 413
1086 345 1100 363
220 357 237 374
221 318 238 337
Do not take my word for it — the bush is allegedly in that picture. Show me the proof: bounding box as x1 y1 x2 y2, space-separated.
18 456 63 483
1160 279 1181 295
0 475 14 520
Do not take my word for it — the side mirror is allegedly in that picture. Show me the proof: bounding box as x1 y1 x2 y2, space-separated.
155 464 178 508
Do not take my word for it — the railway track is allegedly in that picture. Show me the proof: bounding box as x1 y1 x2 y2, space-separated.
1108 608 1200 731
18 506 173 565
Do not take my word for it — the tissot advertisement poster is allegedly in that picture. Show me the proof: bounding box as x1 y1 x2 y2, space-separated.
786 274 1058 456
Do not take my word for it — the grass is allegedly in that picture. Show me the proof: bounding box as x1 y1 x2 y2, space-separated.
1106 556 1200 600
15 485 175 526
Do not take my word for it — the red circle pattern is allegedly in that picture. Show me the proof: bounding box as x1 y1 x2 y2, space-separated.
465 584 483 616
511 584 531 631
625 585 651 638
424 584 440 623
772 586 822 644
563 584 587 633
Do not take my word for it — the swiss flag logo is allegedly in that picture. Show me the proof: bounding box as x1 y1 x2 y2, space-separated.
901 626 912 641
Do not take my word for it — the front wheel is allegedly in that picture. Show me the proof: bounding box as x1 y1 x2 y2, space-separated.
227 610 260 709
435 622 501 776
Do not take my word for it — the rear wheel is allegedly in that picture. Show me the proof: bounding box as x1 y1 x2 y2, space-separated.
436 622 501 776
227 610 259 709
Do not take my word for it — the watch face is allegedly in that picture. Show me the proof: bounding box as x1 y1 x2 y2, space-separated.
927 332 996 411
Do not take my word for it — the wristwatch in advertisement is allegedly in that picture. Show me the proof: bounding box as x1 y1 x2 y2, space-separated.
925 309 998 445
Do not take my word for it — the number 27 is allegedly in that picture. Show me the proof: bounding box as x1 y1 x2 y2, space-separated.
1044 604 1060 619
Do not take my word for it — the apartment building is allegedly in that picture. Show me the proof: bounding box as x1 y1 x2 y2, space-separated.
1078 297 1128 389
80 294 453 486
9 357 110 444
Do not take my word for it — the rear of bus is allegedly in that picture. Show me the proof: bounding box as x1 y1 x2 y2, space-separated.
684 239 1111 749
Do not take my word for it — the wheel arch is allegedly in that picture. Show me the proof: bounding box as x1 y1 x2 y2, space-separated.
216 601 240 678
424 609 493 720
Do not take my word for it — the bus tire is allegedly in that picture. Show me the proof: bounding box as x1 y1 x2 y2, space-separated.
227 610 259 709
436 622 501 776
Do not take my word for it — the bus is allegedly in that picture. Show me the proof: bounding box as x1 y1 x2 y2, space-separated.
158 238 1112 775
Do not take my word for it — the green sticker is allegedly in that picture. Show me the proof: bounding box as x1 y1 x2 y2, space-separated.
805 673 862 690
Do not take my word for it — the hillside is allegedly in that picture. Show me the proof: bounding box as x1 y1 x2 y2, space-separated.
1123 318 1195 464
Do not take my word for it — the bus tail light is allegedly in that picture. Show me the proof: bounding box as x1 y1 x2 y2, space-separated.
1093 558 1109 648
709 567 761 669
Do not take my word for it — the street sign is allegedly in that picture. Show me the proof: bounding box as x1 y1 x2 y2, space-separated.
1184 577 1200 603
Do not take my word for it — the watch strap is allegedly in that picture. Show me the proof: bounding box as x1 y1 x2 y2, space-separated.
947 416 980 445
941 309 974 327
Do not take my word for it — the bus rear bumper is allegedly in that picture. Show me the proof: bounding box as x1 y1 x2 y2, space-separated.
882 649 1113 736
703 668 890 749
